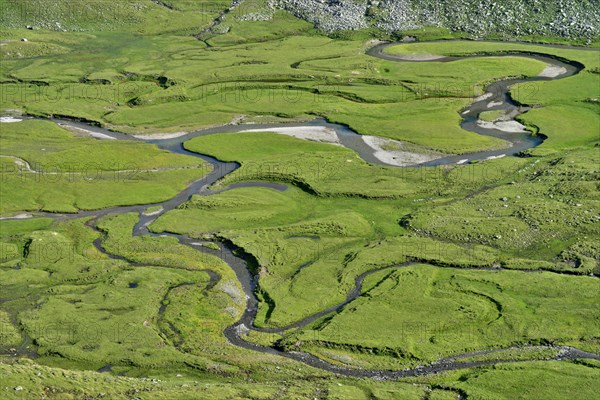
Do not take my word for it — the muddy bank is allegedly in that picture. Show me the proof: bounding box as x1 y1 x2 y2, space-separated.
238 126 341 145
361 135 443 166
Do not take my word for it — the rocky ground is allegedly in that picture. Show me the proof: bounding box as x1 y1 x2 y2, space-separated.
270 0 599 40
3 1 597 40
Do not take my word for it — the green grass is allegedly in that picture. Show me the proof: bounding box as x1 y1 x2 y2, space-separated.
0 120 200 170
151 184 396 326
452 346 560 363
393 26 469 42
283 264 599 369
479 110 506 122
0 217 53 237
0 311 21 347
0 215 435 395
1 7 599 398
384 41 598 60
0 120 209 213
426 361 600 400
2 31 555 154
152 164 595 330
0 0 229 35
1 215 291 378
0 40 70 59
206 10 316 46
182 130 532 199
0 358 431 399
0 167 204 213
326 98 509 154
153 127 599 331
519 105 600 151
404 147 600 273
384 41 600 152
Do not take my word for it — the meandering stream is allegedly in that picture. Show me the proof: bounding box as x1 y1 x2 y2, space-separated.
2 42 598 379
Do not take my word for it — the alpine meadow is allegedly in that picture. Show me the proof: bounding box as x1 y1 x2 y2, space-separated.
0 1 599 399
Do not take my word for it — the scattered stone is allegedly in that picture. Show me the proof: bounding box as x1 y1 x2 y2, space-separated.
279 0 599 40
